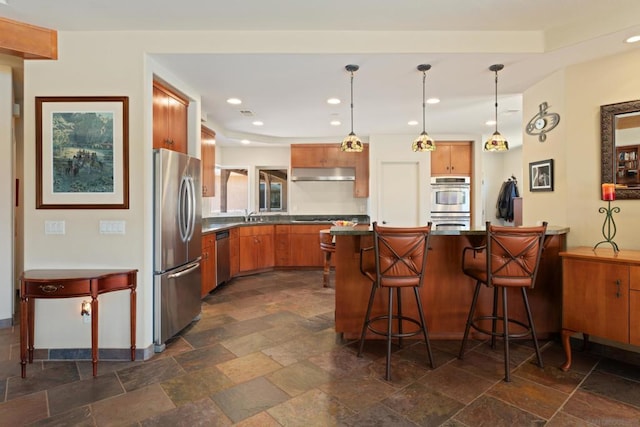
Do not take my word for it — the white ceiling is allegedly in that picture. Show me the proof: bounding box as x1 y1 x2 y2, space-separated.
2 0 640 147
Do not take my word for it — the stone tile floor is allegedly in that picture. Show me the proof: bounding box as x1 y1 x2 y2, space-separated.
2 269 640 425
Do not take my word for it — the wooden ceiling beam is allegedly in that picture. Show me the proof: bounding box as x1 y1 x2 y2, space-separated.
0 17 57 60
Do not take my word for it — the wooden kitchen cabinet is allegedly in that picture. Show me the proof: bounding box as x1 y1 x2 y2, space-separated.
274 225 291 266
201 233 217 297
560 247 640 371
289 224 328 267
291 144 345 168
229 228 239 278
431 141 471 176
201 126 216 197
153 81 189 153
290 143 369 197
239 225 274 273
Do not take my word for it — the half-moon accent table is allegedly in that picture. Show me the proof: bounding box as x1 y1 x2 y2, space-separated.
19 269 138 378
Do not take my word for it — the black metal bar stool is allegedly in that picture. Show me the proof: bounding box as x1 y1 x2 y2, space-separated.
458 221 547 382
357 221 435 381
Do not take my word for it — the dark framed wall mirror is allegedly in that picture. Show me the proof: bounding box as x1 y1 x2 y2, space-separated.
601 99 640 199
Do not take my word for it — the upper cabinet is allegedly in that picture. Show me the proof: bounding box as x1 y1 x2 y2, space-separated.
431 141 472 176
290 143 369 197
201 126 216 197
153 81 189 154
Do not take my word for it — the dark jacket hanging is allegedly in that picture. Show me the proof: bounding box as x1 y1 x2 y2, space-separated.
496 179 519 222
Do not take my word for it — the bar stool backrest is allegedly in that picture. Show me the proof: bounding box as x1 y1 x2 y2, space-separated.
486 221 547 288
372 222 432 289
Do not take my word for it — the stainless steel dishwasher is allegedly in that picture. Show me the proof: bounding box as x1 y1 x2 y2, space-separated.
216 230 230 285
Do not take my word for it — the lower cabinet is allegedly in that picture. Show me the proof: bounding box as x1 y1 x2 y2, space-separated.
229 228 239 278
562 257 629 343
560 247 640 370
289 224 328 267
201 233 217 297
274 225 291 266
239 225 275 273
274 224 329 268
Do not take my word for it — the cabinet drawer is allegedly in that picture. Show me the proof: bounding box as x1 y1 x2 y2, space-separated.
23 279 91 298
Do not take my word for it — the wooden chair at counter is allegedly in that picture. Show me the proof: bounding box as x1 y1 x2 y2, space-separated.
357 221 435 381
319 229 335 288
458 221 547 382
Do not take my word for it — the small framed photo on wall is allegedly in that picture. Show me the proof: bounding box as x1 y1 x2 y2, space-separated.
529 159 554 192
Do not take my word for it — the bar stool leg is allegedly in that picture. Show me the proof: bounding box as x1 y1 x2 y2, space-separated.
386 287 394 381
414 287 435 369
491 286 499 349
396 288 403 348
522 287 544 368
502 287 511 382
459 281 482 359
322 251 331 288
358 283 377 357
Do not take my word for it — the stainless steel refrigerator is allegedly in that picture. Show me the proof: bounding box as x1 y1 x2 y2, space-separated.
153 148 202 352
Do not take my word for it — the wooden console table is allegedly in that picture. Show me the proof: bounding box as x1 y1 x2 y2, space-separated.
559 248 640 371
20 269 138 378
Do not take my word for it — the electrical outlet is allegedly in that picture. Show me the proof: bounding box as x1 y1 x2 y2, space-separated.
82 314 91 324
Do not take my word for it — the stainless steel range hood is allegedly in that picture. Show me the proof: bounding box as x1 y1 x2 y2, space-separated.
290 167 356 181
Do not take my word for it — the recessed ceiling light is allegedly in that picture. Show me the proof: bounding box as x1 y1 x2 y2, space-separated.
426 98 440 104
625 35 640 43
240 139 250 145
252 120 264 126
485 120 496 126
330 120 341 126
408 120 419 126
327 98 341 105
226 98 242 105
0 1 7 5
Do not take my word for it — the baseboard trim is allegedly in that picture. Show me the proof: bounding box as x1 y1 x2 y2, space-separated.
36 343 155 361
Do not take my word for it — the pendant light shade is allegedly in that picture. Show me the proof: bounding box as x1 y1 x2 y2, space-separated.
484 64 509 152
340 64 363 153
412 64 436 152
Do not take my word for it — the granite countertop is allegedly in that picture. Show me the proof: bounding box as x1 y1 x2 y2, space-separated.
202 215 370 234
330 224 570 236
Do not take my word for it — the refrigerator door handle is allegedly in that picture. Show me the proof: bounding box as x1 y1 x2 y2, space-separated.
167 260 201 280
185 176 196 242
178 175 196 243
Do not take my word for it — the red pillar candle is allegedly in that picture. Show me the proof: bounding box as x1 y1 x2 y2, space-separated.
602 183 616 201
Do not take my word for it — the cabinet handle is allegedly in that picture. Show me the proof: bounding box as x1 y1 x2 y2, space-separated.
39 284 64 293
615 279 621 298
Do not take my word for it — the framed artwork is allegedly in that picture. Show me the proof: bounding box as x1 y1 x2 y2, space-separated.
36 96 129 209
529 159 554 192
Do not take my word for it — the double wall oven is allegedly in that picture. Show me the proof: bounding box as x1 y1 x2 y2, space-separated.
430 176 470 230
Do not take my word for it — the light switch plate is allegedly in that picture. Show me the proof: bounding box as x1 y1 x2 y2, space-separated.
45 220 65 235
99 220 126 234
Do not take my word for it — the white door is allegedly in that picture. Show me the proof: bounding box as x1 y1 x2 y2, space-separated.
379 162 419 226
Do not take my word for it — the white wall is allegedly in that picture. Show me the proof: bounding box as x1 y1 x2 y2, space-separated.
0 65 15 326
523 49 640 249
522 70 567 229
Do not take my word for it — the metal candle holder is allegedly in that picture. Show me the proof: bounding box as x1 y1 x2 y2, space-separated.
593 200 620 252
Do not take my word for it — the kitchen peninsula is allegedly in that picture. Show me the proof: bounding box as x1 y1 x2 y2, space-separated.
331 224 569 339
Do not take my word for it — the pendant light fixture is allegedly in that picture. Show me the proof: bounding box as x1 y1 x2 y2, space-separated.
484 64 509 152
340 64 363 153
412 64 436 152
